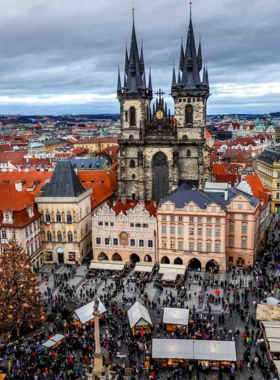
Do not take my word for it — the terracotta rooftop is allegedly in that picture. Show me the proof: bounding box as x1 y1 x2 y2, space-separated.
0 171 52 195
112 200 157 217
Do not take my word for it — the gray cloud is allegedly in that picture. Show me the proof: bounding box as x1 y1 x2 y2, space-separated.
0 0 278 114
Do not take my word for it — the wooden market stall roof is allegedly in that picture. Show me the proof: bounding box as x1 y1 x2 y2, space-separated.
159 264 186 276
256 304 280 321
73 300 107 324
42 334 65 348
128 302 153 328
134 262 154 273
89 260 128 271
163 307 189 325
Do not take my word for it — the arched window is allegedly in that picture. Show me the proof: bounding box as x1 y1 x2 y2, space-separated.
47 231 52 242
182 135 188 141
187 149 191 157
130 159 136 168
132 174 136 179
186 104 193 124
68 231 73 243
67 212 72 223
57 231 62 243
45 211 50 223
130 107 136 126
73 211 76 222
129 135 134 141
56 211 61 222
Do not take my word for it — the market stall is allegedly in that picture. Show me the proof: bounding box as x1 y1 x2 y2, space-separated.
163 307 189 332
88 260 128 278
72 299 107 327
158 264 186 287
152 339 236 371
127 302 153 335
42 334 65 350
132 262 155 282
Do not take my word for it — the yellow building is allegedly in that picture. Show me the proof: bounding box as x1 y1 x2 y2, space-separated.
36 161 92 264
256 149 280 213
73 138 118 154
42 138 64 153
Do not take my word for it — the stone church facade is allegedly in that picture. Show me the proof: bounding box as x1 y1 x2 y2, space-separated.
117 6 211 203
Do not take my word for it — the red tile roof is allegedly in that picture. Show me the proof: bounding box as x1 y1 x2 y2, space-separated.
112 200 157 217
216 174 241 186
232 138 256 146
245 172 270 206
0 152 26 165
212 164 227 176
206 130 212 138
0 171 52 195
0 183 35 211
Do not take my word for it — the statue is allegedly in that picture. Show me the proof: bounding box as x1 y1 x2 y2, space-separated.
173 146 179 167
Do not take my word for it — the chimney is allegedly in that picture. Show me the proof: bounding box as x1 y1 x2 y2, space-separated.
15 180 22 192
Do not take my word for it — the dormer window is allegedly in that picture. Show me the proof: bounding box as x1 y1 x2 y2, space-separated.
3 211 13 224
26 205 34 219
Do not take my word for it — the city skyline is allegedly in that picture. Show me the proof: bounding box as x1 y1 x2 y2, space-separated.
0 0 278 115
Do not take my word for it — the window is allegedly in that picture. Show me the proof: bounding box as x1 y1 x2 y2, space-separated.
162 226 167 234
189 206 194 211
56 212 61 222
57 231 62 243
242 215 247 220
189 227 194 236
130 239 136 247
47 231 52 242
45 211 50 222
148 240 153 248
11 230 16 239
104 222 108 227
139 239 144 247
96 237 101 245
206 228 211 237
68 231 73 243
238 204 243 210
198 217 202 222
198 228 202 236
197 242 202 251
229 225 234 233
215 243 220 252
170 216 175 221
187 149 191 157
110 222 114 227
189 217 194 222
186 104 193 124
113 238 118 246
170 226 175 234
162 216 166 221
178 226 183 235
229 214 234 219
130 107 136 126
277 193 280 200
242 239 247 249
216 218 220 223
189 241 194 251
130 223 134 227
98 221 103 226
215 229 220 237
25 227 28 237
278 172 280 179
211 207 216 212
229 238 234 248
143 223 148 228
206 243 211 252
130 159 136 168
67 212 72 223
29 225 32 235
277 183 280 188
178 241 183 250
162 240 167 249
105 238 110 246
179 216 183 222
46 251 52 261
242 225 247 234
2 230 6 239
170 240 175 249
207 217 212 223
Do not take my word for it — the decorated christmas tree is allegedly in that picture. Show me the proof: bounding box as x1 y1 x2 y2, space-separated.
0 241 46 338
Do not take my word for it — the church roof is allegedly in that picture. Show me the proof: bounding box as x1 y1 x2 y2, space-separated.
41 161 86 197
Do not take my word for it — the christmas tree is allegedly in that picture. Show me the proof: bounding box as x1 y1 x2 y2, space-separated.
0 241 46 338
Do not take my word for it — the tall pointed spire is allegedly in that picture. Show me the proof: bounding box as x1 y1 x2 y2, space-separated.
172 60 176 87
140 41 145 74
205 62 209 88
148 66 153 93
197 34 203 72
125 42 129 75
124 69 127 89
117 65 122 95
142 70 147 89
202 60 209 87
179 37 184 71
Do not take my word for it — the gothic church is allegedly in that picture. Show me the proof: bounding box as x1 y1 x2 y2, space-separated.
117 4 211 203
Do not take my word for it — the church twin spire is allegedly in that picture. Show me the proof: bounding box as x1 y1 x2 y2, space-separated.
117 8 153 98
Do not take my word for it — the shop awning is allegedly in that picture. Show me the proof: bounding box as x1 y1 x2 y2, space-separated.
73 300 107 324
163 308 189 325
128 302 153 328
89 260 127 271
42 334 65 348
159 264 186 276
269 340 280 353
152 339 194 359
162 273 177 281
134 262 154 273
274 360 280 372
194 341 236 361
266 327 280 339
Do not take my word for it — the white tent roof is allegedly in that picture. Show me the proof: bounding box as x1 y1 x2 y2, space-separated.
269 341 280 353
159 264 186 276
73 300 107 324
163 308 189 325
42 334 65 348
134 262 154 273
152 339 194 359
194 341 236 361
274 360 280 372
162 272 177 281
89 260 127 271
152 339 236 361
127 302 153 328
266 327 280 339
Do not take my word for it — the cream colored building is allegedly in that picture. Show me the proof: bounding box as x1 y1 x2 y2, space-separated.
92 202 157 263
73 138 118 154
36 161 92 264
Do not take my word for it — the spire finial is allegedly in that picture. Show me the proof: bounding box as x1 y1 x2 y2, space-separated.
190 1 192 19
132 1 135 25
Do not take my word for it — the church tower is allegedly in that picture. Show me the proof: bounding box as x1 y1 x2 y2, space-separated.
171 1 211 186
117 4 211 203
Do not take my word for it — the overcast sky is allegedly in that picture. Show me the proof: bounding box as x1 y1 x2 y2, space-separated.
0 0 278 115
